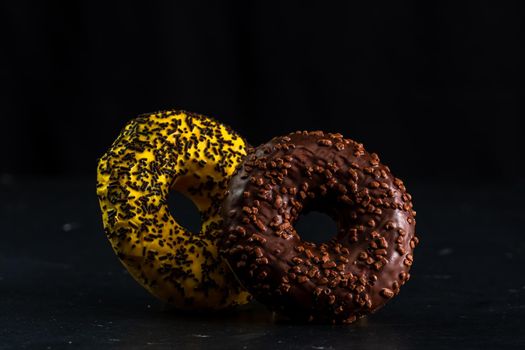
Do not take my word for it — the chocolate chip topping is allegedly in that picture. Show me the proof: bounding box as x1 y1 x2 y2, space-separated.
220 131 418 323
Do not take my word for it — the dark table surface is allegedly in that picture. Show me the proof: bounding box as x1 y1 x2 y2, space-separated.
1 175 524 349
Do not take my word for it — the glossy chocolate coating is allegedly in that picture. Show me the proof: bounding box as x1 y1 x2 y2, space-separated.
221 131 418 324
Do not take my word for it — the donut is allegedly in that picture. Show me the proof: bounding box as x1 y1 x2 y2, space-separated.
96 110 251 310
220 131 418 323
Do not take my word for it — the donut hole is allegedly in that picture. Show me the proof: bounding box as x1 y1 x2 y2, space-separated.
295 211 337 244
167 191 202 233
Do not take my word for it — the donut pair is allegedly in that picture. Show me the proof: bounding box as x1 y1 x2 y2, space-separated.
97 110 418 323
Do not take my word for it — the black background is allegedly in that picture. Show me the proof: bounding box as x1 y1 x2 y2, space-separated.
1 2 525 349
1 1 523 183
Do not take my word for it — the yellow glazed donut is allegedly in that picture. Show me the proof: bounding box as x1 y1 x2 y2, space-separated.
96 110 251 310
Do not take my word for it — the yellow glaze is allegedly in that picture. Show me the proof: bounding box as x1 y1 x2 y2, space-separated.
96 110 251 310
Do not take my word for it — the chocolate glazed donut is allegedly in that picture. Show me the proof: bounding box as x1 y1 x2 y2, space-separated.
220 131 419 324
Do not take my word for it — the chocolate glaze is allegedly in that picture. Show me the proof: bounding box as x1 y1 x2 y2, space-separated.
220 131 418 324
